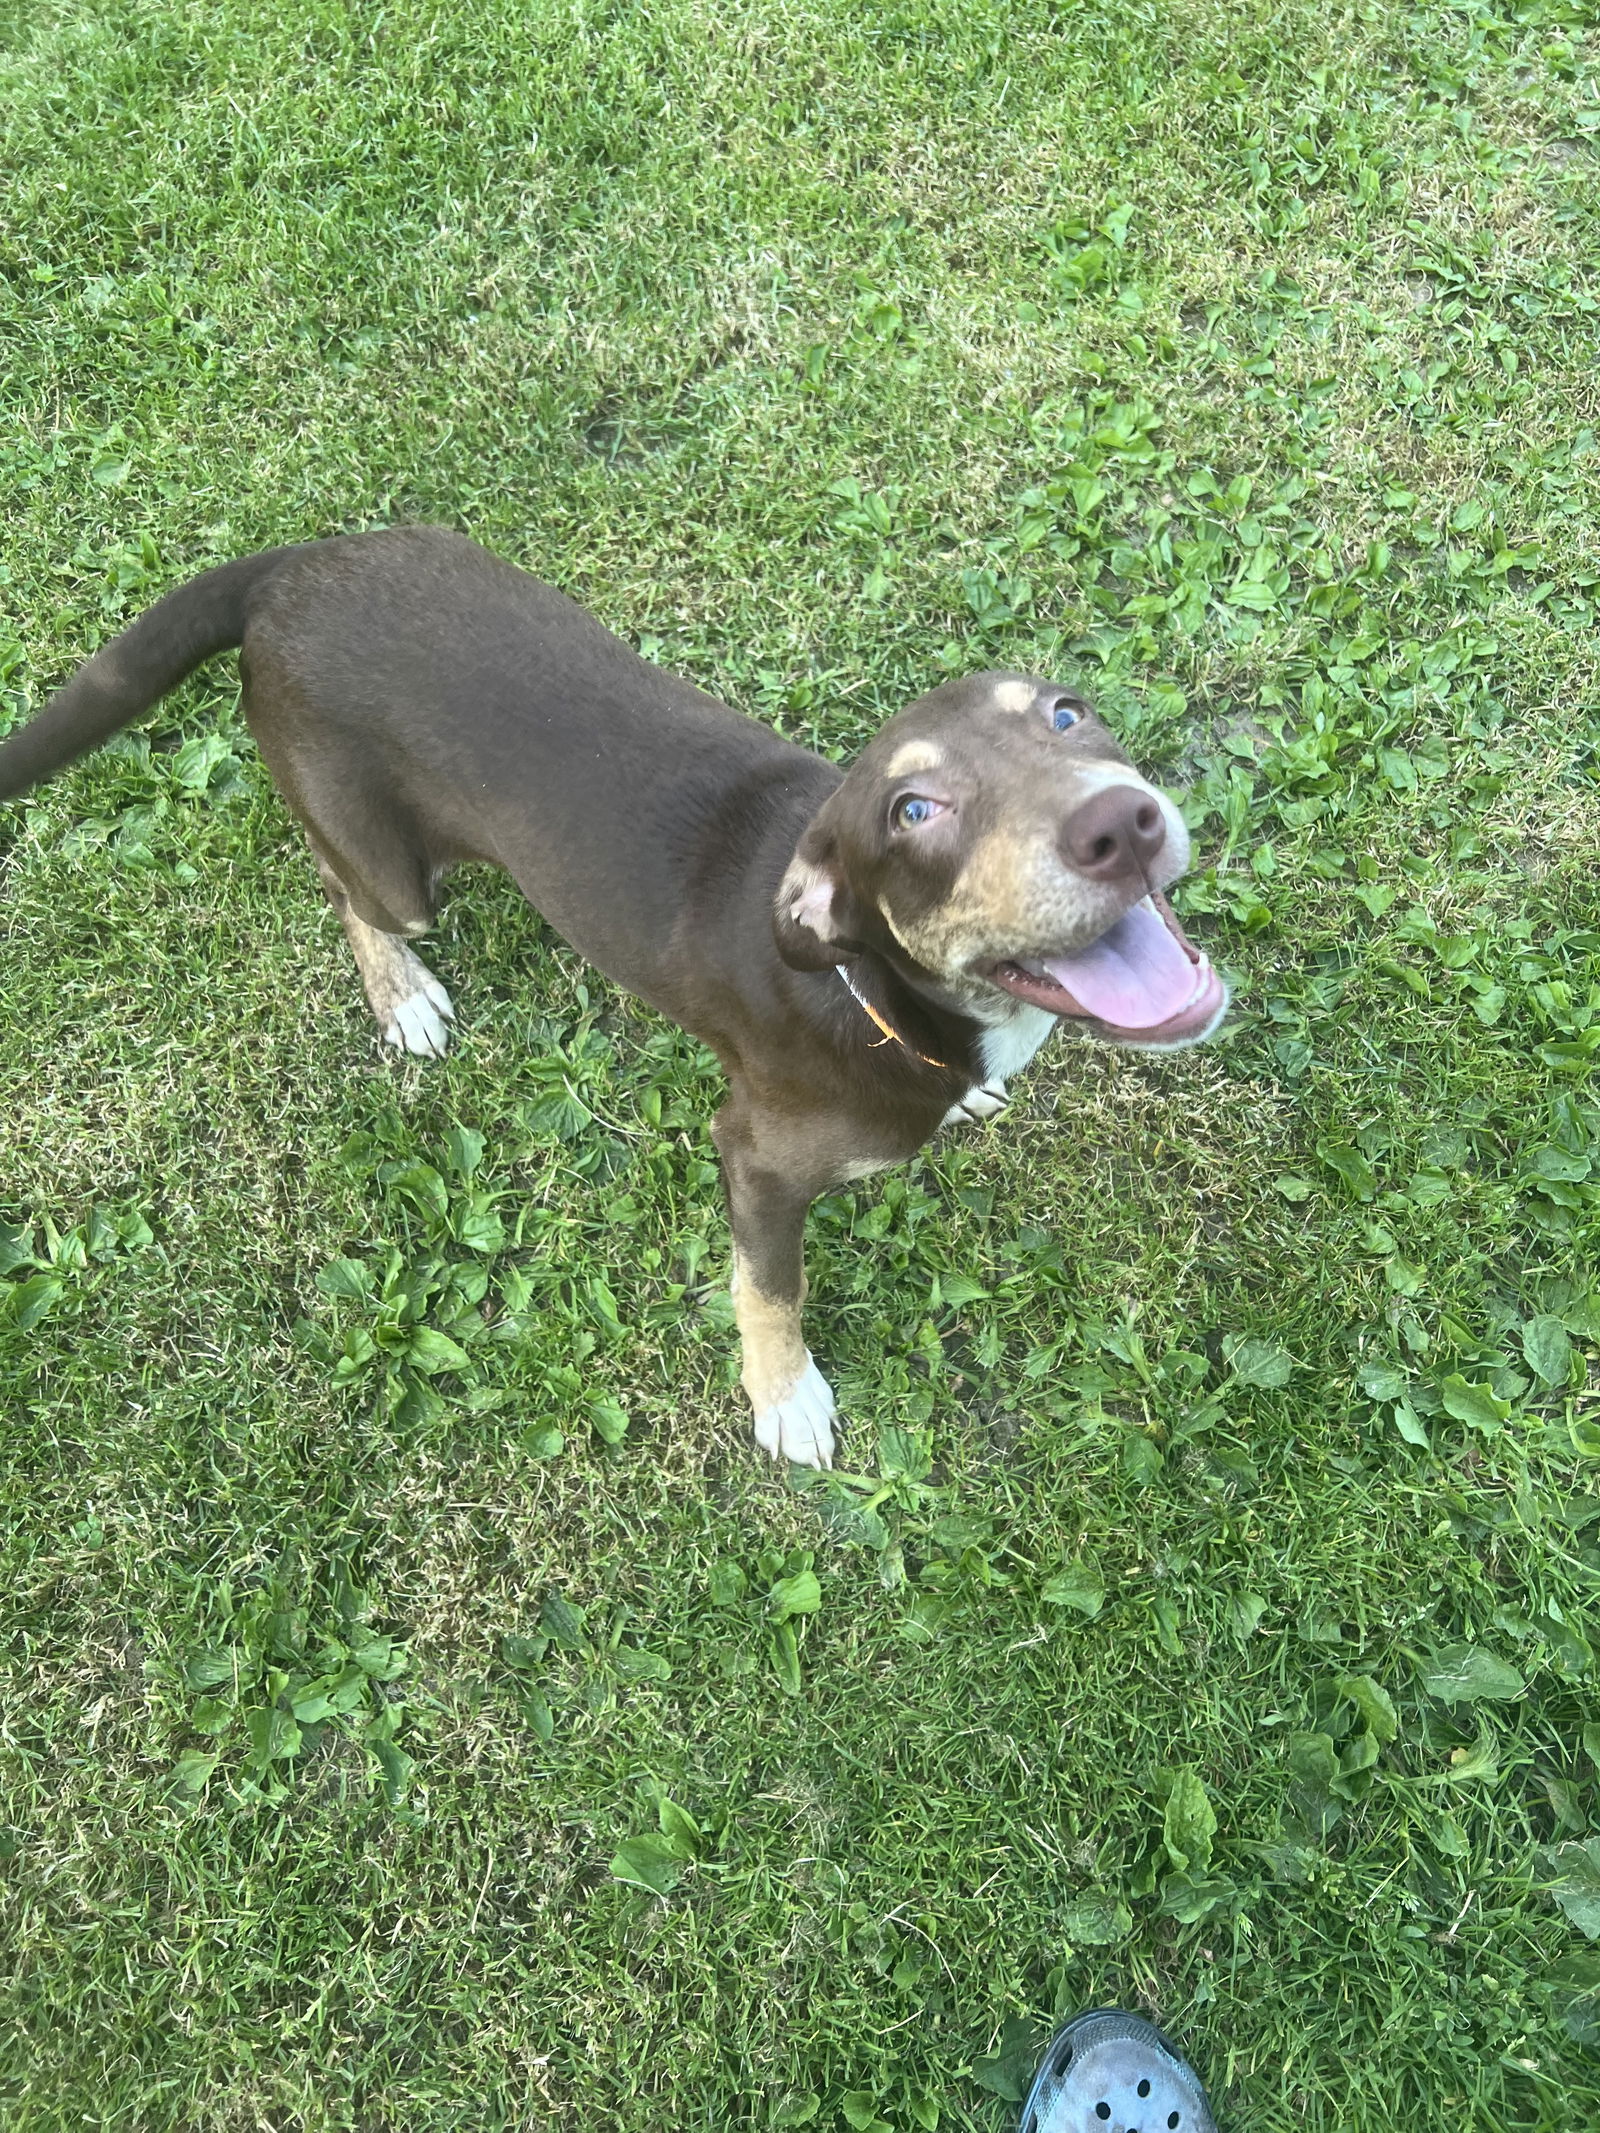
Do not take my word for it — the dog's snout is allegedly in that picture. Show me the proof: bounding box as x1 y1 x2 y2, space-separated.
1061 783 1167 883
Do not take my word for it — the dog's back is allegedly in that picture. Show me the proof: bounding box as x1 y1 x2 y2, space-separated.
239 529 835 1010
1 527 838 1032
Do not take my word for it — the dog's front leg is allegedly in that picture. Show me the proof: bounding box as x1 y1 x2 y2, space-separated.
713 1107 835 1468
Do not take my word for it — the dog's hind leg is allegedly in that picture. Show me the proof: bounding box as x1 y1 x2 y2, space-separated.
242 669 459 1060
313 850 455 1059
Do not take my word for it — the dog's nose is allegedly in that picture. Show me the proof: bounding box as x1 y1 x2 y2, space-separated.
1061 784 1167 883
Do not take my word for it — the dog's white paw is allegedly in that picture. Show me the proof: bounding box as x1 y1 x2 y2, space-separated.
414 966 455 1019
383 980 455 1058
752 1356 837 1469
942 1081 1008 1127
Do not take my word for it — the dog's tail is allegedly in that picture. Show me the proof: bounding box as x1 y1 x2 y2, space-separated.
0 542 319 802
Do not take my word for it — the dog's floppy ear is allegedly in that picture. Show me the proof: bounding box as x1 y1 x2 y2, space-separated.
773 818 871 971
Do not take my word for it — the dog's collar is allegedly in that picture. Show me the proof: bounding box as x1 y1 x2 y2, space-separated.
835 964 949 1070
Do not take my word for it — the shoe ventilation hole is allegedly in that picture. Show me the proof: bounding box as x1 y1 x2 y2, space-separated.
1138 2081 1151 2097
1095 2107 1111 2123
1169 2116 1182 2129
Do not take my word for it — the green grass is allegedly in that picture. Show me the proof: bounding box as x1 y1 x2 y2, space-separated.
3 0 1600 2124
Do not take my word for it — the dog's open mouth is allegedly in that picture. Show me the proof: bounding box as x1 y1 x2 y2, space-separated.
986 890 1226 1043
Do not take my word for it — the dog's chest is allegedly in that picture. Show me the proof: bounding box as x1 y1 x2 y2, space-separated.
942 1005 1056 1128
978 1006 1057 1085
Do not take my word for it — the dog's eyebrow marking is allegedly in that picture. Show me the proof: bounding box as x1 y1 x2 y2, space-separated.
991 679 1036 714
886 739 944 777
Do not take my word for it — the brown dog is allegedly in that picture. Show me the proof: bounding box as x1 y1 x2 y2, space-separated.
0 528 1227 1464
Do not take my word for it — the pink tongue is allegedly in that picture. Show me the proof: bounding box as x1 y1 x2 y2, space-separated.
1042 903 1198 1029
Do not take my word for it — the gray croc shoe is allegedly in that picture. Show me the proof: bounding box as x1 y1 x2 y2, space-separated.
1018 2008 1217 2133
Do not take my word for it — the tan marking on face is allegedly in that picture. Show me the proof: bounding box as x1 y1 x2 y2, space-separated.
730 1249 809 1414
886 738 945 778
991 678 1037 714
883 769 1181 989
891 824 1051 979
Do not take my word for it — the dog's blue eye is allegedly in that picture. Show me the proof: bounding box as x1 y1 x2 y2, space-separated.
895 795 934 828
1051 699 1082 730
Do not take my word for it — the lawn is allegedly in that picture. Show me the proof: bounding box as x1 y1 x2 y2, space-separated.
3 0 1599 2125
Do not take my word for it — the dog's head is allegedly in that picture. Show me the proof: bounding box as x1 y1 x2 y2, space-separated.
774 671 1226 1048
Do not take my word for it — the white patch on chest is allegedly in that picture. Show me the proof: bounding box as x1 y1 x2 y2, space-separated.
940 1006 1056 1130
978 1005 1057 1084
